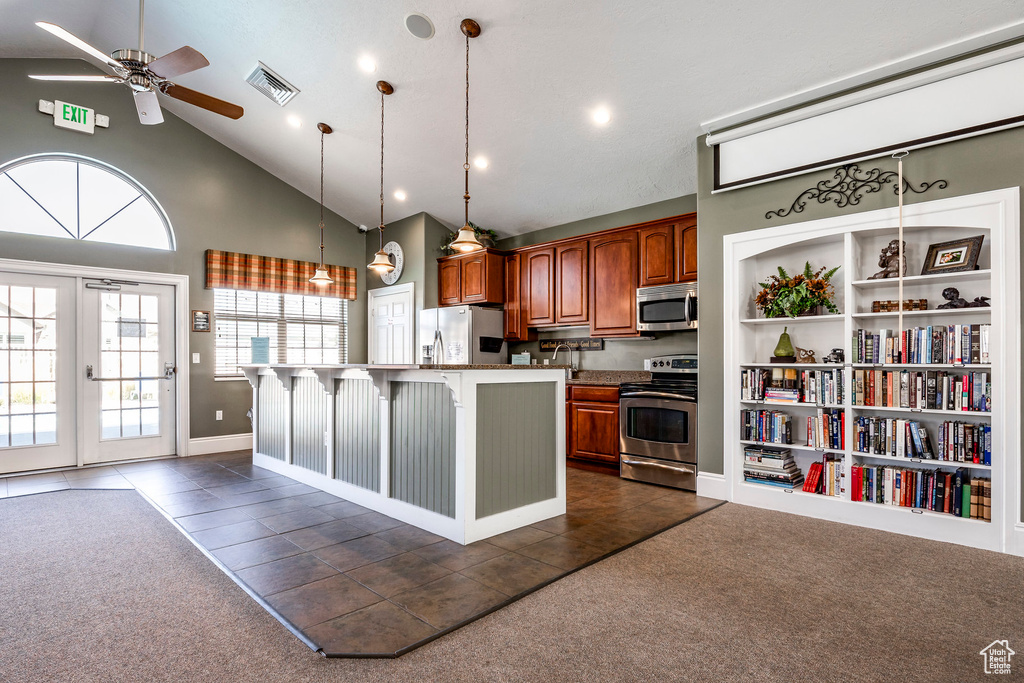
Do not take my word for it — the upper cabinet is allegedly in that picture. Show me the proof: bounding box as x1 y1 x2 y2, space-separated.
590 231 639 337
638 223 675 287
675 215 697 283
503 252 530 341
555 240 589 325
523 246 556 326
437 248 505 306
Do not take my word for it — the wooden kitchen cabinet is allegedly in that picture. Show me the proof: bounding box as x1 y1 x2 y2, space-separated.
567 385 620 467
503 253 531 341
437 248 505 306
555 240 589 325
638 223 674 287
675 217 698 283
522 246 555 326
589 230 639 336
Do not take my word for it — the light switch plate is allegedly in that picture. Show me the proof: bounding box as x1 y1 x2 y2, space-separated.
192 353 200 364
215 410 223 421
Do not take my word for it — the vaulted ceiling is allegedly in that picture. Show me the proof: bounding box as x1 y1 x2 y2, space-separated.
2 1 1022 236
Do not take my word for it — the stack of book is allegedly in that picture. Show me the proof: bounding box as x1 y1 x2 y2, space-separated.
851 369 990 411
802 453 843 496
740 368 844 405
743 446 804 489
853 324 991 365
851 465 991 521
740 409 792 444
806 408 844 449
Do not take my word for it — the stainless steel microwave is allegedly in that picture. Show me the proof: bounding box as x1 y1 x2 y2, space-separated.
636 283 697 332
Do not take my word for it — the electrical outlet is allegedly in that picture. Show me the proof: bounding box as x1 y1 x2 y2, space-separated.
324 431 329 446
215 410 223 421
192 353 200 364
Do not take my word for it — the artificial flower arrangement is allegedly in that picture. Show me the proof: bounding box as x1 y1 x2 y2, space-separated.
755 262 840 318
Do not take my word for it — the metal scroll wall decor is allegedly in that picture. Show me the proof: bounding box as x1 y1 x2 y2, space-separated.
765 163 947 220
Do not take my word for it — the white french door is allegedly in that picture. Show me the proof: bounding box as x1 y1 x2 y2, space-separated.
82 282 176 464
368 284 414 365
0 273 77 473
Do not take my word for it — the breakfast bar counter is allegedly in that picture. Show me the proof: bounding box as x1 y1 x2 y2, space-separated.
240 364 567 544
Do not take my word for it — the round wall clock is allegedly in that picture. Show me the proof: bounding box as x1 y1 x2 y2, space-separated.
380 240 404 285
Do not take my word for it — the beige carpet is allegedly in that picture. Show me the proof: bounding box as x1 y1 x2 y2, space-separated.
1 489 1021 682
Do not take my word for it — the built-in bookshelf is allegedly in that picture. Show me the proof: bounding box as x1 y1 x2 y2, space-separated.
721 189 1020 553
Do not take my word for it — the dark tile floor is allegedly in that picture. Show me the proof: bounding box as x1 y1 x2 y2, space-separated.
0 452 723 656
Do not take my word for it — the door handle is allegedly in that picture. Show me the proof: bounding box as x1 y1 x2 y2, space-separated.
87 362 176 381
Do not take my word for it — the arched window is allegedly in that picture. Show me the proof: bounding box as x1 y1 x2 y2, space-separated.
0 153 175 250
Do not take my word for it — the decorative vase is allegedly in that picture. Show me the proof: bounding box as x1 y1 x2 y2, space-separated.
774 327 795 358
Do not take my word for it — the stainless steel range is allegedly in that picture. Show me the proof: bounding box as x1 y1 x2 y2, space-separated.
619 354 697 490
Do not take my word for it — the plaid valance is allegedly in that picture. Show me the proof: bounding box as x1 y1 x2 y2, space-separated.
205 249 357 300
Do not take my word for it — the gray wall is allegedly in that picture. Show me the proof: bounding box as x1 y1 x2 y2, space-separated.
694 128 1024 518
364 211 456 314
0 58 368 439
499 195 699 371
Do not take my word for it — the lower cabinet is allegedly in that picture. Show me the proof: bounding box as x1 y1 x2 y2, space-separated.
566 385 620 468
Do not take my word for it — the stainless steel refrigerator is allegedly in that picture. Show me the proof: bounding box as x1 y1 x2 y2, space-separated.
418 306 506 365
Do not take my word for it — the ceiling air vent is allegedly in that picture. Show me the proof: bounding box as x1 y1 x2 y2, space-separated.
245 62 299 106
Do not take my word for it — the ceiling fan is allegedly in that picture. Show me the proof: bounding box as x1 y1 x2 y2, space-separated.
28 0 243 125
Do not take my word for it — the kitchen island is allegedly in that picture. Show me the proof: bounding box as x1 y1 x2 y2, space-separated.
240 364 568 544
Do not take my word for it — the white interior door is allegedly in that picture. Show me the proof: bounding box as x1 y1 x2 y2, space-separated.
0 273 76 473
82 283 176 464
368 284 414 364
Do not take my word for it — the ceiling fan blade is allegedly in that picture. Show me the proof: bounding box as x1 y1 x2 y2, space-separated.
35 22 122 71
148 46 210 79
29 75 123 82
134 89 164 125
161 83 243 120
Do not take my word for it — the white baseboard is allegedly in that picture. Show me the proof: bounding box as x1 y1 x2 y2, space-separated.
696 471 727 500
187 433 253 457
1010 523 1024 557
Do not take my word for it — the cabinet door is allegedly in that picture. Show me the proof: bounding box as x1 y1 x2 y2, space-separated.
460 254 487 303
638 224 674 287
504 253 526 340
438 259 462 306
523 247 555 326
568 400 620 464
675 218 698 283
555 240 589 324
589 231 638 336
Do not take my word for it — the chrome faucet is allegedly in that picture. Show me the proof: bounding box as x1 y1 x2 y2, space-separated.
551 343 577 377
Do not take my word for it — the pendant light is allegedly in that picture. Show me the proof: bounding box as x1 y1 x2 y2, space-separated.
309 122 334 285
449 19 484 254
368 80 396 273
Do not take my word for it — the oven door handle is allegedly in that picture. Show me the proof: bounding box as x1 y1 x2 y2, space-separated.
620 391 696 401
621 459 695 471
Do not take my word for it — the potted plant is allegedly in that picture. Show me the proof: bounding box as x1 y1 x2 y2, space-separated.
755 262 840 318
439 222 500 255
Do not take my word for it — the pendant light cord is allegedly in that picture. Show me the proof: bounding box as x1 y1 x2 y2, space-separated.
319 128 326 266
380 88 386 251
463 30 471 228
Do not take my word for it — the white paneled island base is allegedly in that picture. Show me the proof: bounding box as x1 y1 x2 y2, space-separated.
241 365 567 545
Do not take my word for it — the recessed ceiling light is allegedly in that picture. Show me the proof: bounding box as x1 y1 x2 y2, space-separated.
405 13 435 40
474 156 489 169
394 189 407 201
592 107 611 125
286 115 302 128
358 55 377 73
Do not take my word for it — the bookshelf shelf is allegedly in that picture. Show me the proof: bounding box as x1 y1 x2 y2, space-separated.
849 405 991 417
739 314 845 326
851 269 991 289
723 189 1017 553
850 451 992 471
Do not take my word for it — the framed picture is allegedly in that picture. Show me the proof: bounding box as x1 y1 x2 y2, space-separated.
192 310 211 332
920 235 984 275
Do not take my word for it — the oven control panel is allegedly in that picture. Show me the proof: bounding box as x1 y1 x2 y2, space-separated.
644 354 697 372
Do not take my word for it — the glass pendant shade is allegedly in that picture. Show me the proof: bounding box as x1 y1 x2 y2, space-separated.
310 264 332 284
451 224 483 253
368 248 394 273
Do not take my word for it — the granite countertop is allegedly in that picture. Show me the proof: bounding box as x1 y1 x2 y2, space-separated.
418 364 571 370
567 370 651 386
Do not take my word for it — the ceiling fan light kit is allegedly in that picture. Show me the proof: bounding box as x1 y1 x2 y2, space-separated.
369 80 398 277
310 122 334 286
29 1 243 125
450 18 485 254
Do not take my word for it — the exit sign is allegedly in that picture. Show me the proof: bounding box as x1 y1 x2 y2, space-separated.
54 100 95 134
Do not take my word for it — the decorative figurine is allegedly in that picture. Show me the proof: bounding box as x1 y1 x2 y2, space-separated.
795 347 817 364
823 348 844 364
771 326 795 363
867 239 908 280
968 296 991 308
936 287 970 309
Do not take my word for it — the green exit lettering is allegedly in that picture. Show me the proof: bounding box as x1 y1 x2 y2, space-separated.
62 104 89 125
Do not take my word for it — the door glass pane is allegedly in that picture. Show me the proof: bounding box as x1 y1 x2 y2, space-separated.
140 408 159 436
